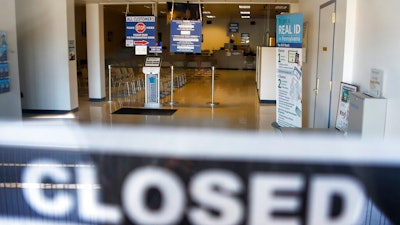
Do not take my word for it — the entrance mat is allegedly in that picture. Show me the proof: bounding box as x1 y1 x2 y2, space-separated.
112 108 177 116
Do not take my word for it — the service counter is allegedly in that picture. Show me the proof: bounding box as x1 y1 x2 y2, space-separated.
213 50 255 70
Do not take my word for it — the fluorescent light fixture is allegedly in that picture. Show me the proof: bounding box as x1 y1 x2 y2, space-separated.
241 16 250 19
202 11 211 14
275 5 288 10
206 15 216 18
239 5 251 9
240 11 250 14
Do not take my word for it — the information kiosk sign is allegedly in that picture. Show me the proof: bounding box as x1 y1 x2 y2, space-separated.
143 57 161 108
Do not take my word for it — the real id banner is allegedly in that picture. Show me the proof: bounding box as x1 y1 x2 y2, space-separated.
276 14 304 128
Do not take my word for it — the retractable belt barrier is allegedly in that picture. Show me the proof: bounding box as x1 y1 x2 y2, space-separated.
0 122 398 225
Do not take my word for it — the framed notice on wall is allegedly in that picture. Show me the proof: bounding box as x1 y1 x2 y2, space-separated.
335 82 358 132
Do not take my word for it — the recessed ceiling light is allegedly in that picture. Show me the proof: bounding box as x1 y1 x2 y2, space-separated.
240 11 250 15
202 11 211 14
275 5 288 10
239 5 251 9
206 15 216 19
241 16 250 19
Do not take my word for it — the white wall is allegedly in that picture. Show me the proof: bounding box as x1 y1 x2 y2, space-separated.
299 0 400 138
0 0 22 119
351 0 400 138
16 0 78 111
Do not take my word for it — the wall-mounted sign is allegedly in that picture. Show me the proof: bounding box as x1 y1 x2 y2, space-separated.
0 77 10 93
276 14 304 128
0 31 9 94
68 40 75 61
126 16 156 47
170 20 202 53
0 63 8 78
241 33 250 44
228 23 239 33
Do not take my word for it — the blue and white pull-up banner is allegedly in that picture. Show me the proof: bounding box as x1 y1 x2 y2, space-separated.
126 16 156 47
276 14 304 128
170 20 202 53
276 14 304 48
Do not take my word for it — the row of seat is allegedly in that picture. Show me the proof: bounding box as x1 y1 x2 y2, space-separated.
109 66 188 104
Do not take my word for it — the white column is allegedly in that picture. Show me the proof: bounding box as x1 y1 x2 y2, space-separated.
86 3 105 100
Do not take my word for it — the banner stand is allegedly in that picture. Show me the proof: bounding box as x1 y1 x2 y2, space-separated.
275 13 304 128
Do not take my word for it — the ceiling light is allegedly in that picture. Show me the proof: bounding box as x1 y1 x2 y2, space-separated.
241 16 250 19
240 11 250 15
202 11 211 14
275 5 288 10
206 15 216 19
239 5 251 9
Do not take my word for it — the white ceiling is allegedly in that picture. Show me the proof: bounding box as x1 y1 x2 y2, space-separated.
75 0 298 19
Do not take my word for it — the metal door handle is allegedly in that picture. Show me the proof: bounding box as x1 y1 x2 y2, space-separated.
313 78 320 94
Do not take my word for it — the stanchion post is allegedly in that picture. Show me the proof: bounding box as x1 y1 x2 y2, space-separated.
165 65 178 106
207 66 219 107
211 66 215 104
170 65 174 102
108 64 112 102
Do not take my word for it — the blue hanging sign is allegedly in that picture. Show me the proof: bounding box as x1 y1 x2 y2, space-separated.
170 20 202 53
126 16 156 47
276 14 304 48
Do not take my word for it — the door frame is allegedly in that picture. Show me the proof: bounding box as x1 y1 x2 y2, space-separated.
313 0 337 128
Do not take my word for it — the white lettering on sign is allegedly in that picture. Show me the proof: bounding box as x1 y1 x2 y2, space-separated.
189 169 244 225
22 159 122 223
122 166 186 225
76 166 122 223
20 159 366 224
22 159 74 217
279 24 302 35
249 173 304 225
308 176 366 225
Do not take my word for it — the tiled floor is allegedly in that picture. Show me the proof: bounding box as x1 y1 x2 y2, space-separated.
23 69 277 132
